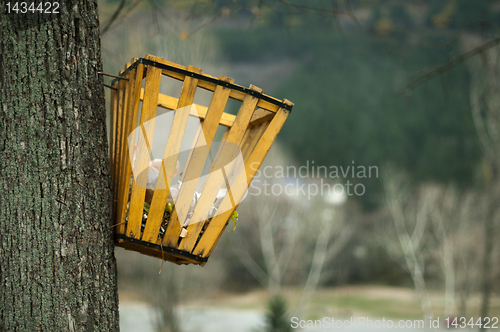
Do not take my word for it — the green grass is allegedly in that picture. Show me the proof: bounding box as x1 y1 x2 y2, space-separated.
307 292 422 320
173 285 500 321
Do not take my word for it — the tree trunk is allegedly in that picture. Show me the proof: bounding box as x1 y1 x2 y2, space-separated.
0 1 120 331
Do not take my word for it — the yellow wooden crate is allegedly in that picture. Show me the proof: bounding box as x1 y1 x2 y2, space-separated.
109 55 293 265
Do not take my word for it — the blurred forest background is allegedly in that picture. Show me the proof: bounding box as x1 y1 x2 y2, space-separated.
98 0 500 330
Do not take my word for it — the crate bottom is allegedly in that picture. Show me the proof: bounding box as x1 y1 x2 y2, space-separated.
114 234 207 266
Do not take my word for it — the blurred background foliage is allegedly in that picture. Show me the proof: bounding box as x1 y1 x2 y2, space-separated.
102 0 489 208
100 0 500 329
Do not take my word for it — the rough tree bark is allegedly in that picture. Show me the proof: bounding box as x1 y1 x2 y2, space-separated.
0 1 120 331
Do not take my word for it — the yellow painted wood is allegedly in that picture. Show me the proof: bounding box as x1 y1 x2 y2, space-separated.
211 126 230 166
140 88 237 128
180 123 203 181
145 54 283 114
109 81 118 190
113 71 129 211
116 64 144 235
141 66 202 243
113 70 126 201
241 122 268 162
249 108 274 127
126 66 162 239
163 76 234 248
119 62 140 184
115 64 143 234
178 85 262 251
192 107 291 257
116 66 135 201
114 66 129 198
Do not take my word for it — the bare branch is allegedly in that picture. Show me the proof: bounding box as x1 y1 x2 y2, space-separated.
324 220 355 259
257 0 307 16
382 169 434 318
111 0 145 31
186 14 222 38
399 37 500 94
293 211 332 315
409 20 500 50
101 0 127 36
257 0 336 19
343 0 362 30
276 0 347 15
148 0 161 34
331 0 343 33
229 233 271 288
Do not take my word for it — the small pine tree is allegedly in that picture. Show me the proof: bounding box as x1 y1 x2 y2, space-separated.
264 295 293 332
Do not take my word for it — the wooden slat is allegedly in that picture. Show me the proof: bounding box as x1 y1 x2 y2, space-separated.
181 124 227 221
162 76 234 248
113 70 126 201
211 126 230 166
178 85 262 251
141 66 202 243
116 64 135 202
241 122 269 162
140 88 237 128
113 70 125 195
109 81 119 189
113 69 128 211
180 123 203 181
249 108 274 127
145 54 283 114
192 106 291 257
116 64 144 235
126 66 163 239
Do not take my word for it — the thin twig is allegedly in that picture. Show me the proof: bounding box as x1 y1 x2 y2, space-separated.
146 0 180 33
148 0 162 35
101 0 127 35
186 13 223 38
105 0 145 33
257 0 315 16
399 37 500 93
98 72 129 80
343 0 362 30
276 0 347 15
331 0 343 33
103 84 117 90
412 20 500 50
106 221 126 230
